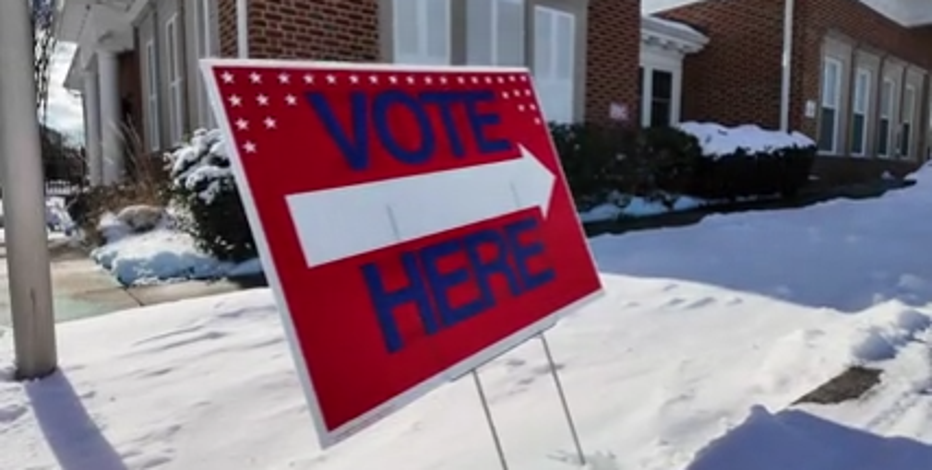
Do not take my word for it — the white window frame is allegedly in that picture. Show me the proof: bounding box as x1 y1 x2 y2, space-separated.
532 5 576 124
392 0 451 65
143 39 160 151
879 78 895 158
818 57 842 154
166 14 184 144
850 67 871 156
195 0 216 128
466 0 526 66
640 50 682 127
902 84 916 159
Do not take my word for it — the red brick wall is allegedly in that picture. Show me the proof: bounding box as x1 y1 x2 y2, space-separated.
217 0 379 61
586 0 641 124
658 0 932 145
658 0 785 129
791 0 932 142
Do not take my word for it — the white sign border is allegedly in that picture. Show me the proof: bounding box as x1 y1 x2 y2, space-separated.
199 58 606 449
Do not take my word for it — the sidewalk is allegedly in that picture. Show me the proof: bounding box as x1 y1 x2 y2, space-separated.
0 235 261 327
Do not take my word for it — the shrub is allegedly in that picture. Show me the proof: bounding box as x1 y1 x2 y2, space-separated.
67 126 172 246
679 123 816 200
548 121 701 208
548 121 816 209
167 129 256 262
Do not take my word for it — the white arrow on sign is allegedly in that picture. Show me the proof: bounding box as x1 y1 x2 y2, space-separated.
286 144 556 268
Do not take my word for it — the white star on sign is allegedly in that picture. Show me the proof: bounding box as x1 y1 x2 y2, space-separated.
457 77 465 84
484 77 492 84
257 94 269 106
502 91 509 99
349 75 360 84
250 72 261 84
518 104 525 112
326 74 337 84
509 75 516 82
264 117 277 129
497 76 504 84
221 71 234 83
534 117 542 125
243 141 257 153
369 75 379 84
406 76 415 84
440 76 448 84
520 75 527 81
471 76 479 84
529 103 537 110
424 76 433 85
236 119 248 130
303 74 314 84
389 76 398 84
285 94 297 106
525 90 532 96
229 95 242 107
278 73 290 84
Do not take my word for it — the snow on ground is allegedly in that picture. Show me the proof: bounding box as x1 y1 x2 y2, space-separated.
578 192 705 223
90 210 261 286
3 166 932 469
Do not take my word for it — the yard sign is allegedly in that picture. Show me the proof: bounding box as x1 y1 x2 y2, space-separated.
200 59 603 448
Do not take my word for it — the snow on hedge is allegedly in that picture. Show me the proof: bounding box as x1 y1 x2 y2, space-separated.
679 122 815 158
169 129 233 205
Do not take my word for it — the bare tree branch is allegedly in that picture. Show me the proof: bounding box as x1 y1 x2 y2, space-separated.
31 0 58 123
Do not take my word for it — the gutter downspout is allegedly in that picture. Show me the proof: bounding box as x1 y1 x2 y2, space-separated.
236 0 248 58
780 0 795 132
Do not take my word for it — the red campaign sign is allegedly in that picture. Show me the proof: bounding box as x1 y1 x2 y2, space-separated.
200 60 603 448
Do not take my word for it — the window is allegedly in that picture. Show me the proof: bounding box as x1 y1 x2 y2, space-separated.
166 15 184 144
143 39 160 151
879 78 895 158
850 68 870 156
533 6 575 124
195 0 216 128
393 0 450 65
817 58 842 153
901 84 916 158
467 0 525 66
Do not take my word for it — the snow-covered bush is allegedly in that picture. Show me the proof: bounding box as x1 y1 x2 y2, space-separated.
678 122 817 200
167 129 256 261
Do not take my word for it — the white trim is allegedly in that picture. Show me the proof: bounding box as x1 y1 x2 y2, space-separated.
818 57 842 154
143 39 160 151
902 84 916 158
640 48 683 127
850 67 871 156
166 13 184 144
195 0 216 128
879 77 895 158
198 58 606 449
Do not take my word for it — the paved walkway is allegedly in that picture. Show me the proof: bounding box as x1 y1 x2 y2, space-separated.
0 237 258 327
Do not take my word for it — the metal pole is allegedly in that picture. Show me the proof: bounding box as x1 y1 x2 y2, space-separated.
779 0 795 132
472 369 509 470
236 0 249 58
539 334 586 467
0 0 58 380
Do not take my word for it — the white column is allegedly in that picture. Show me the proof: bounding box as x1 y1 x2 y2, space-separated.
97 50 124 185
0 0 57 379
83 69 103 186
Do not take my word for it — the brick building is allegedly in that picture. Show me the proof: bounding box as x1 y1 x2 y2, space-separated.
646 0 932 170
61 0 709 186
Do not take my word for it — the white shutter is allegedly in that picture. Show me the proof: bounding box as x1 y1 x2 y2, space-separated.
467 0 525 66
533 6 575 123
466 0 493 65
424 0 450 63
393 0 449 65
496 0 525 65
